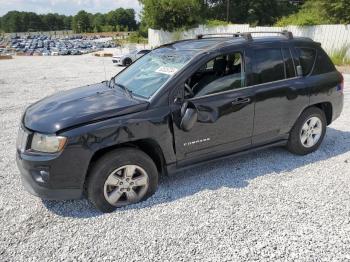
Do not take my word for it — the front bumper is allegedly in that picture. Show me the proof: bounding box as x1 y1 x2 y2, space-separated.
16 152 83 200
112 58 123 65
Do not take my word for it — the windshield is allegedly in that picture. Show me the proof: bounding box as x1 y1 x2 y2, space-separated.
113 48 196 98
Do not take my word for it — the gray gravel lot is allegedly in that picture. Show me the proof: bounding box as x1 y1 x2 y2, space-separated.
1 56 350 261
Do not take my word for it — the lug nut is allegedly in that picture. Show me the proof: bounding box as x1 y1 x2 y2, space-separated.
120 182 123 185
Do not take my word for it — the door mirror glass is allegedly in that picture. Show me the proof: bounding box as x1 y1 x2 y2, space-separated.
174 97 183 105
180 108 198 132
296 65 303 77
181 101 188 116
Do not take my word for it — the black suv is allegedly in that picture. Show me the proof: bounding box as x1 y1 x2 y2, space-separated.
16 31 344 212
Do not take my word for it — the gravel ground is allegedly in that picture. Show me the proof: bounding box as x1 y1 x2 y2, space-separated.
1 56 350 262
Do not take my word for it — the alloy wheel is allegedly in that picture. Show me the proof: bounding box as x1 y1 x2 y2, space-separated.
103 165 149 207
299 116 323 148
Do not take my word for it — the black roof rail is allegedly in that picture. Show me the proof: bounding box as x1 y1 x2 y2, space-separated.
196 32 253 41
243 30 294 39
196 30 293 41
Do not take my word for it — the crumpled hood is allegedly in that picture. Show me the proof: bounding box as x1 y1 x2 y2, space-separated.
24 83 148 133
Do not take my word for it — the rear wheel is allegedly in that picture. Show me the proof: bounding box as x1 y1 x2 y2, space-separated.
87 148 158 212
287 107 327 155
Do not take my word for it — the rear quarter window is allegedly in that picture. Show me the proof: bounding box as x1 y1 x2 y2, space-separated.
312 48 336 75
296 48 316 76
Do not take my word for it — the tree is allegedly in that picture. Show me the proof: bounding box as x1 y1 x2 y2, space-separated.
139 0 202 31
205 0 298 26
0 9 137 33
277 0 350 26
106 8 137 31
92 13 105 32
42 13 64 31
63 16 73 30
276 0 329 26
1 11 24 32
72 10 91 33
322 0 350 24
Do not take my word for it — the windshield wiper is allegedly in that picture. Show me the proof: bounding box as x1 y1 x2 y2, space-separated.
115 83 133 99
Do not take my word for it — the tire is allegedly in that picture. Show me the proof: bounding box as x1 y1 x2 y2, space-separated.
287 107 327 155
123 58 132 66
87 148 158 213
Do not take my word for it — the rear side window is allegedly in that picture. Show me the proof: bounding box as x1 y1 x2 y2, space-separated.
251 48 285 85
312 48 335 75
297 48 316 76
282 48 296 78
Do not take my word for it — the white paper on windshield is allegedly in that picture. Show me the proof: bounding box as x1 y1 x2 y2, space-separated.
155 66 178 75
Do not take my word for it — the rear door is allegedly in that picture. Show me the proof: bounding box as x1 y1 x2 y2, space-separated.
246 44 308 145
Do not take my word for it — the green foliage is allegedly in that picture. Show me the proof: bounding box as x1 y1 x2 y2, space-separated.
0 11 72 32
72 10 91 33
106 8 137 32
205 19 230 27
126 32 148 44
137 21 149 38
276 0 350 26
0 8 137 33
322 0 350 24
330 45 350 66
276 1 330 26
139 0 202 32
204 0 298 26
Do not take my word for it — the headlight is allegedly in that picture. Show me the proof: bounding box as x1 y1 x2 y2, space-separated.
31 133 67 153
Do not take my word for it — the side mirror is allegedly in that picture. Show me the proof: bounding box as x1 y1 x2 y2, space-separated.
180 107 198 132
296 65 303 77
174 97 183 105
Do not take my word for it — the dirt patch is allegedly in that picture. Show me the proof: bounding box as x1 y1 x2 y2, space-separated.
336 65 350 74
0 55 13 60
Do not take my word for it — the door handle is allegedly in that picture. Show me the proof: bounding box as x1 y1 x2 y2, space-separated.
231 97 251 105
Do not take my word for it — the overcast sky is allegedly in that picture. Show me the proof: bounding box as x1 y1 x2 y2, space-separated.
0 0 142 17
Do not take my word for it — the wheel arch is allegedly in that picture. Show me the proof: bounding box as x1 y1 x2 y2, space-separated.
312 102 333 125
85 139 166 187
122 57 132 66
290 102 333 134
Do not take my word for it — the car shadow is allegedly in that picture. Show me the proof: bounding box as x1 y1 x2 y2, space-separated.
43 127 350 218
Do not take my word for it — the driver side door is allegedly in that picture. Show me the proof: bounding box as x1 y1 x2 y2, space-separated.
170 50 255 166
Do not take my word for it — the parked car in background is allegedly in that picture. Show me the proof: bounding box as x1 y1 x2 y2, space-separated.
5 34 117 56
112 49 151 66
16 31 344 212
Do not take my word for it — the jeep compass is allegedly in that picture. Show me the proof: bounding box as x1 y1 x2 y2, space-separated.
16 31 344 212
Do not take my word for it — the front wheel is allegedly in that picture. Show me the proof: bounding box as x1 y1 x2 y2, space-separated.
123 58 132 66
287 107 327 155
87 148 158 212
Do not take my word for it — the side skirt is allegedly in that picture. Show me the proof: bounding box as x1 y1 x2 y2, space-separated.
166 140 288 175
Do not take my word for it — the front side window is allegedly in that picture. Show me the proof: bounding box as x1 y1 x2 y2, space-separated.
114 49 196 98
251 48 285 85
185 52 245 98
282 48 296 78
